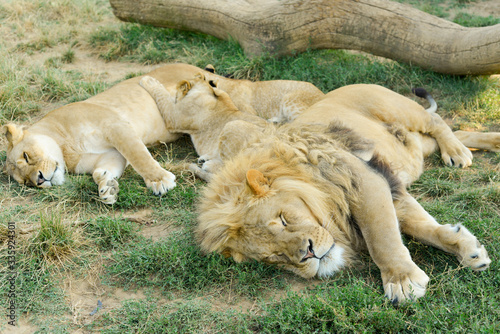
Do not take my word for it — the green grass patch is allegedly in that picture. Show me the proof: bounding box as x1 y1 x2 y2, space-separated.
85 216 138 250
453 12 500 27
86 298 252 334
104 231 290 298
26 213 86 265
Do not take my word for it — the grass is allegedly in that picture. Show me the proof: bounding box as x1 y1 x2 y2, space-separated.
0 0 499 332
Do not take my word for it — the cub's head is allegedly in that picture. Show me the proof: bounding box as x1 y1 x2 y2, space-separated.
3 124 65 188
174 73 238 115
197 164 347 279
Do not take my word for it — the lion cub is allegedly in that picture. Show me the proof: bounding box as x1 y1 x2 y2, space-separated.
139 74 274 180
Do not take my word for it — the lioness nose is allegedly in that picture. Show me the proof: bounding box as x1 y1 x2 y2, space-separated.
37 171 46 186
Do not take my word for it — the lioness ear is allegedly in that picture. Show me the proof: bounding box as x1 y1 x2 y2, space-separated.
246 169 270 197
3 124 25 150
177 80 192 97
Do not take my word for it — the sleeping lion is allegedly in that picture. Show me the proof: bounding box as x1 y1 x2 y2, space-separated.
2 63 322 204
191 82 498 304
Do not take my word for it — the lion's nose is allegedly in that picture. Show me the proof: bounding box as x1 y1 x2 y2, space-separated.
37 171 46 186
300 239 315 262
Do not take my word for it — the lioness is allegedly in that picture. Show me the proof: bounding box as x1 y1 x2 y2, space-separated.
195 84 497 304
3 63 323 203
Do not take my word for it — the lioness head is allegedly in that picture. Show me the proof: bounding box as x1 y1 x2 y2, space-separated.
197 161 349 279
3 124 65 188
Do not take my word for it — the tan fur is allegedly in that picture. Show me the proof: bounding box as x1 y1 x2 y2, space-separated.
197 84 496 304
3 63 324 203
139 73 273 180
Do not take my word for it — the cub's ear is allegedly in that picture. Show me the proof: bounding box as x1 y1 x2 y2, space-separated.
176 80 192 98
222 248 247 263
212 86 226 97
204 64 215 73
3 124 25 150
208 78 219 89
194 72 206 80
246 169 270 197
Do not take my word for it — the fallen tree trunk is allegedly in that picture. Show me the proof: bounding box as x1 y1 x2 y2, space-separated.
109 0 500 75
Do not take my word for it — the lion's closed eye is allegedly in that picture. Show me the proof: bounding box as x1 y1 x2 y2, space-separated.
280 213 288 226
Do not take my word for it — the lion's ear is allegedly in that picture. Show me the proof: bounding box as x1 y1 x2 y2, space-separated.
3 124 25 150
246 169 270 197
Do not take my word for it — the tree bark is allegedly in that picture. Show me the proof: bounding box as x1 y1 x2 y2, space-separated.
109 0 500 75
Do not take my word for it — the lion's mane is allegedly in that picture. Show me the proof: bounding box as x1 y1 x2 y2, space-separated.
196 124 373 262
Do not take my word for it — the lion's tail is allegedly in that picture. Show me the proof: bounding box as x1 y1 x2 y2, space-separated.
412 87 437 113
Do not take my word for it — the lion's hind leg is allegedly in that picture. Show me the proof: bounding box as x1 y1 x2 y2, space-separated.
396 193 491 271
454 131 500 152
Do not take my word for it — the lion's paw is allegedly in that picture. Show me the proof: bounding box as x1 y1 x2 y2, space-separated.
93 169 119 204
449 224 491 271
382 266 429 305
145 170 176 196
440 139 473 168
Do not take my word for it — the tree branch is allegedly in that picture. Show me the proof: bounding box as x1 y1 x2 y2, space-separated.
109 0 500 75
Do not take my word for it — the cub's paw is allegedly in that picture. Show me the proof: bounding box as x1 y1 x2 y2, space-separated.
93 169 119 205
145 170 176 196
440 139 473 168
451 224 491 271
197 155 211 165
382 266 429 305
139 76 162 91
188 163 212 182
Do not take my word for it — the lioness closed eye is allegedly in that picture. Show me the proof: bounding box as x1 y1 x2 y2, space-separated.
197 84 496 304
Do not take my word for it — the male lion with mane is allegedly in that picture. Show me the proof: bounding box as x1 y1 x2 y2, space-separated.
196 83 498 304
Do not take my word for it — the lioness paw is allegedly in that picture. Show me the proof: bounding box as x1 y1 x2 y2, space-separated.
382 267 429 305
93 169 119 204
145 170 176 196
99 178 119 204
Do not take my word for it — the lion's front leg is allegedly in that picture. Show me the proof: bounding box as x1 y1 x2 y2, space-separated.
396 194 491 271
351 165 429 304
